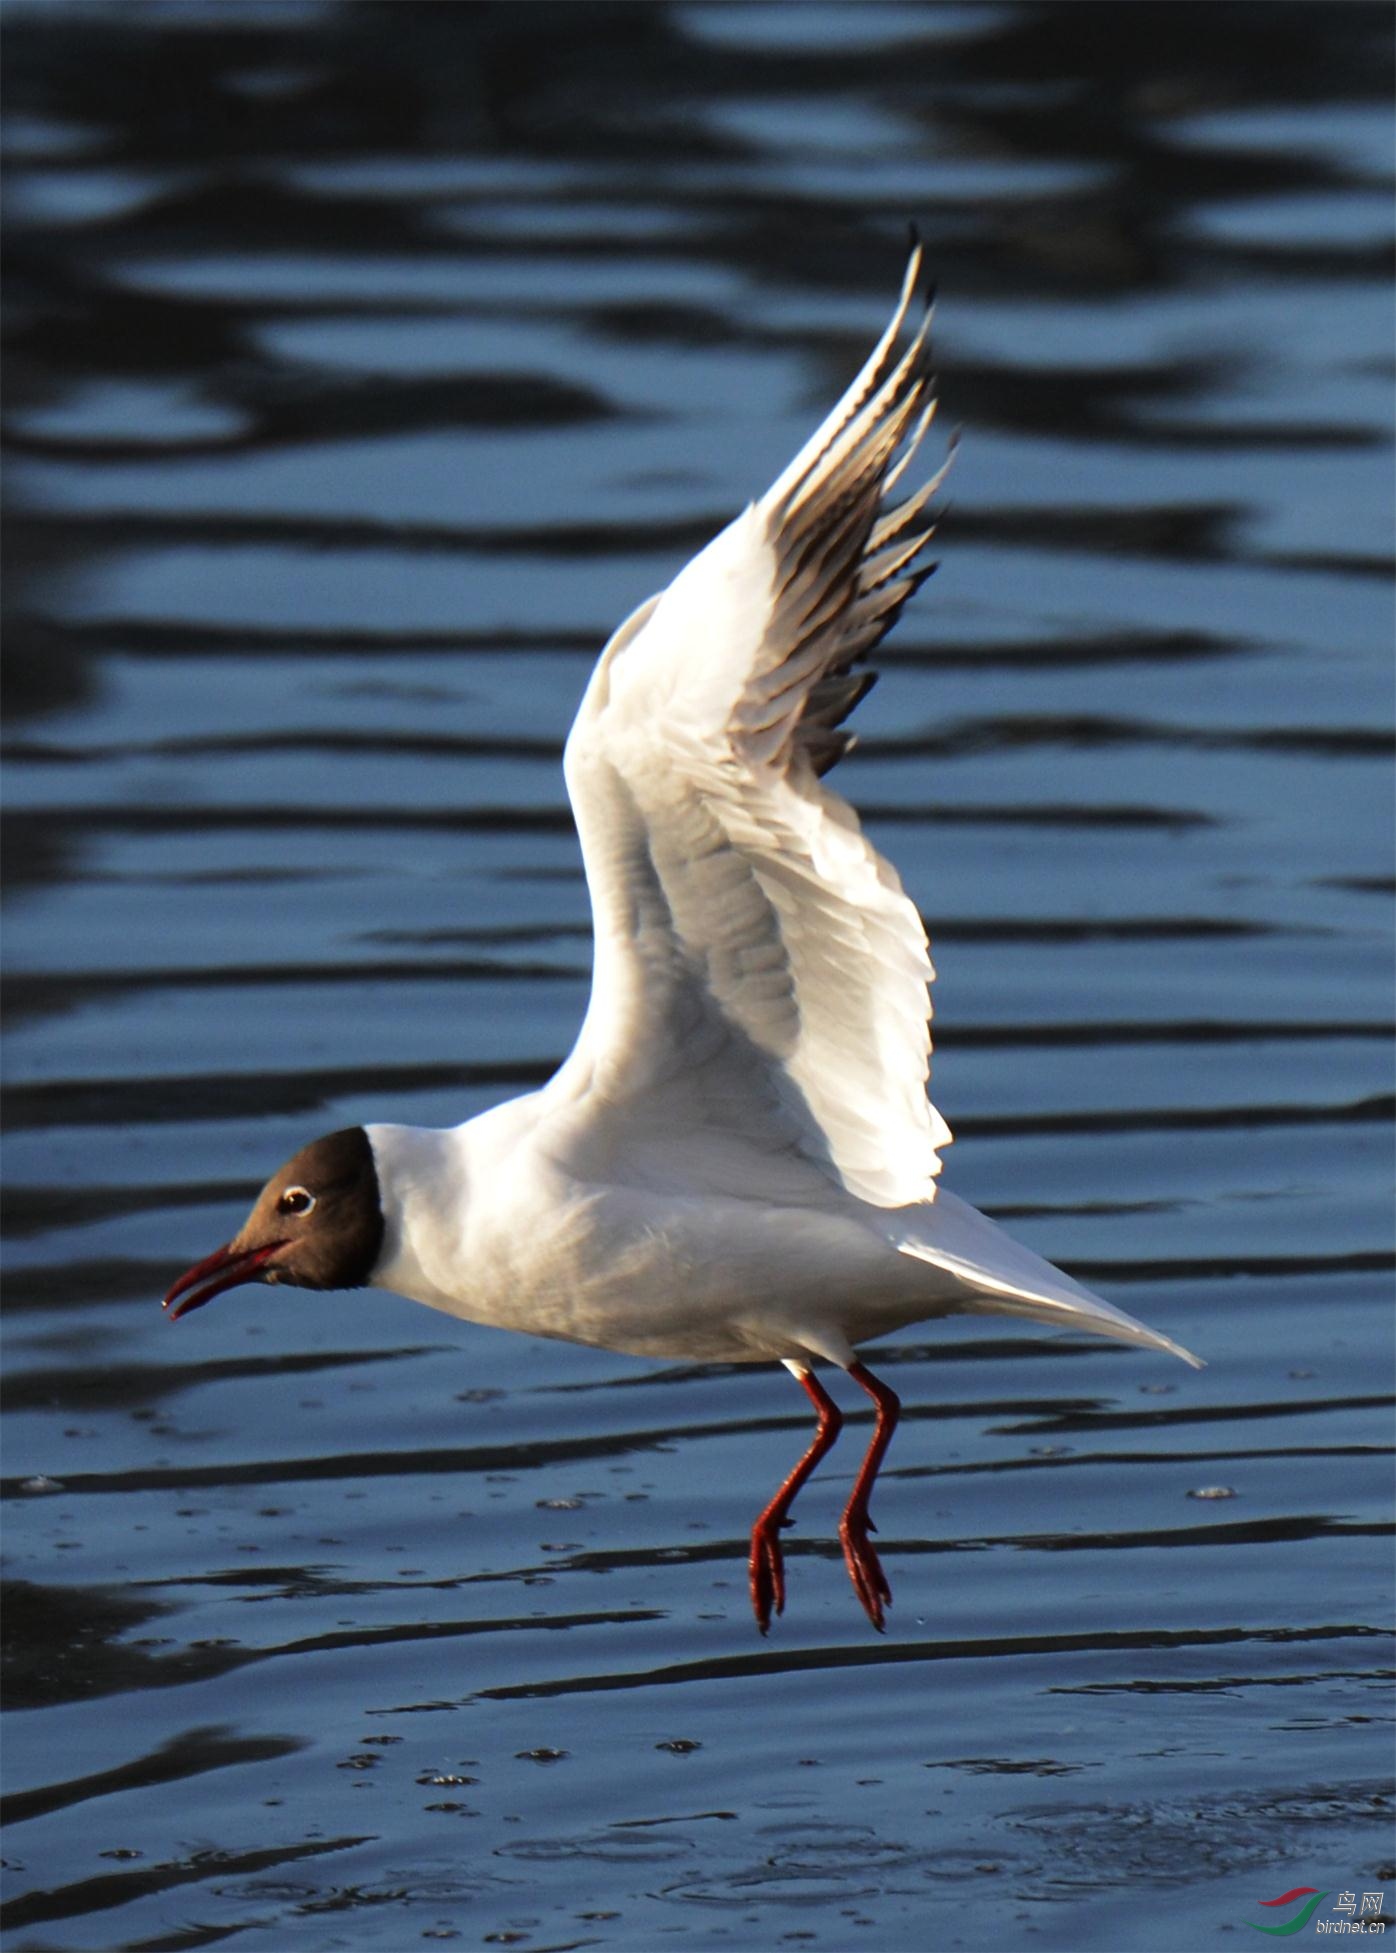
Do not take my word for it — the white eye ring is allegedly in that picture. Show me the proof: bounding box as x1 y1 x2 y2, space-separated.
279 1185 316 1217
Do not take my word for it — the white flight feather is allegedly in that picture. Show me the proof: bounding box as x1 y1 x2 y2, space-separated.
546 243 949 1208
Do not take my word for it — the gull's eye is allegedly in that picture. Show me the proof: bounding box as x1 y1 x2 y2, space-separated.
278 1186 316 1217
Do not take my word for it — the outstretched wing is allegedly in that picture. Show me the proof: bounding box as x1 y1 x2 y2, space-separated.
549 246 952 1208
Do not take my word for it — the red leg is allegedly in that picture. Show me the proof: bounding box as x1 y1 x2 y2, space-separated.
838 1362 901 1631
749 1367 843 1634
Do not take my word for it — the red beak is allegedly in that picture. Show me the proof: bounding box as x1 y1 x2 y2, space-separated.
163 1241 284 1319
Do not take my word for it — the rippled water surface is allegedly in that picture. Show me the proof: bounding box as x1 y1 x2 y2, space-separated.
4 5 1394 1949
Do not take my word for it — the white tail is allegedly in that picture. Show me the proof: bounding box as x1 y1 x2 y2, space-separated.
893 1189 1204 1369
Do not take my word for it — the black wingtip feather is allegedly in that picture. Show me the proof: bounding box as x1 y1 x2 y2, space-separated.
768 242 950 782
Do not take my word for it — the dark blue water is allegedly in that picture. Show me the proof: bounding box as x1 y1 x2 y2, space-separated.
3 5 1393 1948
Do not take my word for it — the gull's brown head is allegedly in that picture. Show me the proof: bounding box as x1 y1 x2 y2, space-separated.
163 1126 384 1320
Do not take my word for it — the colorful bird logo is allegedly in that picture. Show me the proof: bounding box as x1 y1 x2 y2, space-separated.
1246 1888 1328 1936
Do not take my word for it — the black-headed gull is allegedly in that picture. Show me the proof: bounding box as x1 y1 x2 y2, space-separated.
165 246 1200 1632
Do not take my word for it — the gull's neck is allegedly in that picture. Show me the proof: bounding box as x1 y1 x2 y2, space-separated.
363 1094 545 1314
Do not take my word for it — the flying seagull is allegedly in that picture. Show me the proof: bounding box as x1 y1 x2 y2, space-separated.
165 245 1200 1632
